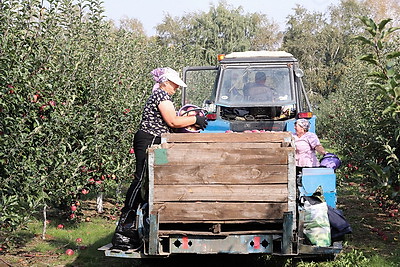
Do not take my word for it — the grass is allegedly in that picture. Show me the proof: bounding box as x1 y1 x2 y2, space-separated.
1 211 139 267
1 172 399 266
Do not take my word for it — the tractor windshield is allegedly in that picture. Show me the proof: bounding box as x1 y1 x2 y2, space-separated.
217 67 295 107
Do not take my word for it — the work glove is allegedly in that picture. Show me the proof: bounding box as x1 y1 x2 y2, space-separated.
195 115 208 130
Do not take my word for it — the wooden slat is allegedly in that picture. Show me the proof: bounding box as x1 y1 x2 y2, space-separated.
161 142 282 149
153 184 288 202
152 147 291 165
153 202 288 221
161 132 293 143
154 164 288 185
157 229 283 236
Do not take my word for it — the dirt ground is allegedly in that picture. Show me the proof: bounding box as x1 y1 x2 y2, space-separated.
0 182 399 266
336 182 400 259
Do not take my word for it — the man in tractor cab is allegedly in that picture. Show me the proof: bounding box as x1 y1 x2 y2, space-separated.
243 71 276 101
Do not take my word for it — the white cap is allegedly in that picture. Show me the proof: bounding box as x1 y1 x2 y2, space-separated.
162 68 187 87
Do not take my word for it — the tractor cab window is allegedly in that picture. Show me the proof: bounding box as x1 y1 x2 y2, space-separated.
217 67 294 106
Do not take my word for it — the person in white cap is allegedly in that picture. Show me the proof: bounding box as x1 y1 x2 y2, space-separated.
114 67 207 250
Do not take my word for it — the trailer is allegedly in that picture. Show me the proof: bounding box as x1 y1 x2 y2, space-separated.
99 51 344 259
99 132 341 258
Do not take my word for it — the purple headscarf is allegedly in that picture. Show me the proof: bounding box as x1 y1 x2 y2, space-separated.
151 67 172 92
296 119 310 131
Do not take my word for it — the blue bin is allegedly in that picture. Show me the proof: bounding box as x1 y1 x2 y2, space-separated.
299 167 337 208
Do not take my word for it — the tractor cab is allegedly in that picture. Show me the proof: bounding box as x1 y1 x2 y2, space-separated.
182 51 315 133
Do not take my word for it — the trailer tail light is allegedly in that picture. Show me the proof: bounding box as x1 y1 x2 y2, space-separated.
298 112 313 119
206 113 217 120
217 54 226 61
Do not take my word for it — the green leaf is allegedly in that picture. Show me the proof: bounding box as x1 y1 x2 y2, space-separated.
366 81 386 90
387 27 400 34
386 51 400 60
368 71 387 80
378 18 392 31
394 86 400 98
389 78 398 90
378 40 384 50
353 36 374 46
358 54 379 65
387 68 395 77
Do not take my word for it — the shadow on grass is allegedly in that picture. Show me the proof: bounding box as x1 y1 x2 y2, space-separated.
67 234 296 267
67 232 141 267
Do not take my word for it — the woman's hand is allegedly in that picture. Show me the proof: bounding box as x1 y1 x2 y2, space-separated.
315 145 327 155
195 115 208 130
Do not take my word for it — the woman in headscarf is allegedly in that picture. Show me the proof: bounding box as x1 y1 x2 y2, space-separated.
113 67 207 250
122 67 208 213
293 119 327 169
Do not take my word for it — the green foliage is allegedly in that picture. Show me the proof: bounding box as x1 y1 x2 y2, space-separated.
354 16 400 188
0 0 188 239
282 1 369 103
318 14 399 201
156 1 282 65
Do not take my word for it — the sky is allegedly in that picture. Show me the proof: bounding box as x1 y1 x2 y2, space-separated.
102 0 341 36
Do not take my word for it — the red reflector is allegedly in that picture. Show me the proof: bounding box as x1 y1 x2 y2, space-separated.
298 112 313 119
206 113 217 120
182 237 189 249
253 236 261 249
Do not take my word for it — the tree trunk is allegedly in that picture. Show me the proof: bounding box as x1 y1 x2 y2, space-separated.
42 204 47 240
97 192 104 213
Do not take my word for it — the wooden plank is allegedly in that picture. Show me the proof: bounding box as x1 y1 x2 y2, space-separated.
161 132 293 144
154 164 288 185
153 184 288 202
161 142 282 149
153 202 288 221
151 147 292 166
157 229 283 236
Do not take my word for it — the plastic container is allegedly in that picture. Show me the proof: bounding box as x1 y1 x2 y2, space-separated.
299 168 337 208
320 153 341 170
177 104 206 133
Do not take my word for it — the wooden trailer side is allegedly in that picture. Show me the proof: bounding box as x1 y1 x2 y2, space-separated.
147 132 296 228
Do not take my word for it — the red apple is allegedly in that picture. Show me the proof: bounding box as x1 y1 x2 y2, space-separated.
39 104 47 111
70 205 77 211
70 213 76 219
65 249 74 256
57 224 64 229
129 148 135 154
76 237 82 243
81 189 89 195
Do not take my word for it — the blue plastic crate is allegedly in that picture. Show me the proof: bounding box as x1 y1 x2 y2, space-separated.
299 167 337 208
